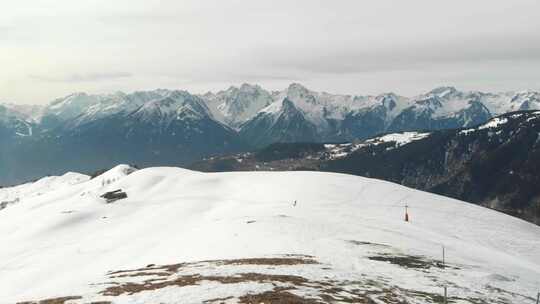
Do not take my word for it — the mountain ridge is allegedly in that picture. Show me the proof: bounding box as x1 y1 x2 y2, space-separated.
4 84 540 130
2 84 540 185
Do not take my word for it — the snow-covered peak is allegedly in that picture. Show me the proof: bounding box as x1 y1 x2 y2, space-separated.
250 84 414 137
238 83 263 93
409 95 444 115
93 164 137 184
428 86 459 98
43 89 180 122
131 91 212 124
134 97 180 118
256 97 300 117
376 93 412 117
45 92 120 122
282 83 320 107
275 84 369 123
47 92 92 111
408 88 488 119
286 82 311 96
75 164 138 197
202 83 273 127
41 89 215 127
0 105 35 136
126 89 170 104
511 91 540 110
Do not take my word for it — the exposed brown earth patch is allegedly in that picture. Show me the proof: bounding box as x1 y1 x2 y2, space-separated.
109 271 170 279
238 289 321 304
15 255 518 304
202 296 234 303
347 240 390 247
106 256 317 277
17 296 82 304
368 253 459 270
216 257 318 266
101 272 310 296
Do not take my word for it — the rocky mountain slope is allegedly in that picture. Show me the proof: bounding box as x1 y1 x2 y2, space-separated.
191 111 540 225
2 84 540 185
1 165 539 303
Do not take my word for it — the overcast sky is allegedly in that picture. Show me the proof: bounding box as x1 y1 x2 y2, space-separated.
2 0 540 104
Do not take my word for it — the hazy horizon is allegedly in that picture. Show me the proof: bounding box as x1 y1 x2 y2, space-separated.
3 82 540 106
2 0 540 104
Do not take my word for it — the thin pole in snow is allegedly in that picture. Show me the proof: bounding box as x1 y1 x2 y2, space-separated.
443 286 448 304
444 286 448 304
442 245 445 268
404 204 409 222
536 291 539 304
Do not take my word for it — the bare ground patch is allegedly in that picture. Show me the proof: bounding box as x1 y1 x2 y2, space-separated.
347 240 390 248
238 289 321 304
106 256 318 277
17 296 82 304
16 255 521 304
202 296 234 303
368 253 459 270
101 273 310 296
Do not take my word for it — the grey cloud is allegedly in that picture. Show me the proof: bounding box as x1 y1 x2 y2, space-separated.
3 0 540 104
254 32 540 75
29 72 133 83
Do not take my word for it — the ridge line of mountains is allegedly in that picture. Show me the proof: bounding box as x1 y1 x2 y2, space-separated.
1 83 540 186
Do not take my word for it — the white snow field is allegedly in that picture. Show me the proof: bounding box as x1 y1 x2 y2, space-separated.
1 165 539 304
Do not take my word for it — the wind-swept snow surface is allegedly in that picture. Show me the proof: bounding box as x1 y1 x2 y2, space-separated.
1 167 539 303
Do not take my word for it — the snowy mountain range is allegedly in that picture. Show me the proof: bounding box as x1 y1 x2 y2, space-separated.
1 165 539 303
1 84 540 184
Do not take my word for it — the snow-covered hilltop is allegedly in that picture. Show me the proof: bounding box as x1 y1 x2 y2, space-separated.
0 166 539 303
192 110 540 226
